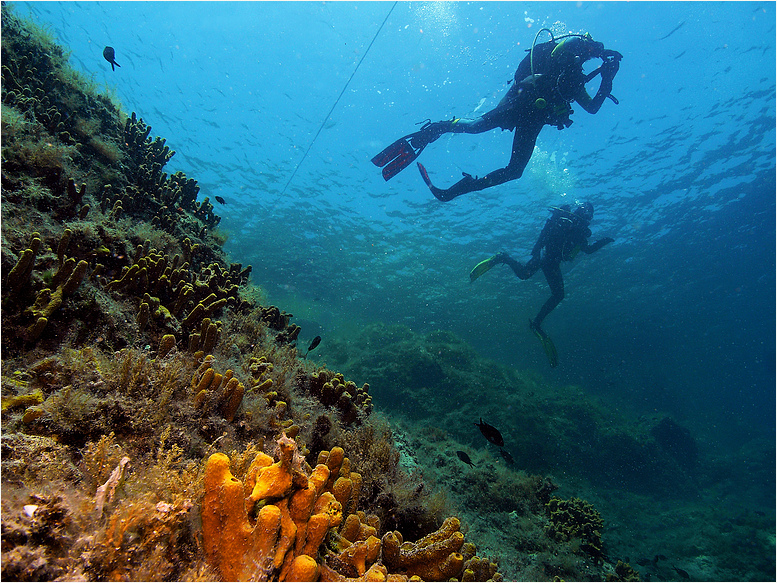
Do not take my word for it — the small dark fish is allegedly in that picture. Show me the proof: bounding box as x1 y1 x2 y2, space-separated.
655 554 667 562
499 448 514 465
475 418 504 447
302 335 322 359
456 451 475 467
658 20 686 41
636 557 652 567
673 566 690 579
103 46 120 71
214 196 226 205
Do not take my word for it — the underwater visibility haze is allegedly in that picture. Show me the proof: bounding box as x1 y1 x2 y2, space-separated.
2 2 775 582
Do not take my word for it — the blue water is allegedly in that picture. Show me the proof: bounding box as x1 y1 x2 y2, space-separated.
16 0 774 494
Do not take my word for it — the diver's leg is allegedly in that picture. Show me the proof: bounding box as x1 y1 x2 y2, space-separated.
533 261 564 327
425 121 542 201
480 120 541 183
412 113 499 148
446 82 523 134
498 254 539 280
421 82 523 143
505 121 541 178
446 114 500 134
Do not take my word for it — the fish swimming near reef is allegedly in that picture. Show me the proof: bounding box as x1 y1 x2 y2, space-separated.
456 451 475 467
214 196 226 205
103 46 120 71
475 418 504 447
499 448 514 465
672 566 690 580
637 554 666 567
302 335 321 359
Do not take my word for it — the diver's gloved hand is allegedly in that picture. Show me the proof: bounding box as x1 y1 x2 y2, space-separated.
602 49 623 62
600 58 620 81
600 237 615 245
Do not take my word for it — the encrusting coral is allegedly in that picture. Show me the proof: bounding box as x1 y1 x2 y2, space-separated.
381 517 465 580
295 369 373 426
545 495 605 562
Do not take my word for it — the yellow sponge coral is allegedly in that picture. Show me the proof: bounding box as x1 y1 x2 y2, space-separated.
382 517 466 581
201 437 497 582
249 434 297 503
202 435 345 581
202 452 279 581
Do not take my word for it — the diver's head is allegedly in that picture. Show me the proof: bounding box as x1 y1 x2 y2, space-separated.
580 33 605 59
574 201 594 222
553 33 604 62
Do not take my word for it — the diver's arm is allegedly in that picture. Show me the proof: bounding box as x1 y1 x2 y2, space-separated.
581 237 614 254
575 78 612 114
575 58 618 114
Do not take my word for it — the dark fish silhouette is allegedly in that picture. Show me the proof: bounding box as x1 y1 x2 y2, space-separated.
499 448 514 465
302 335 321 359
658 20 686 41
103 46 120 71
475 418 504 447
214 196 226 205
673 566 690 579
456 451 475 467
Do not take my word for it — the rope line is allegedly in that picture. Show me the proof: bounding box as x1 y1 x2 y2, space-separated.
280 1 398 195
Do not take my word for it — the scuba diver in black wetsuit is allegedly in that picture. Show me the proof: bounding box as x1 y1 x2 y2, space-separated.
469 201 613 367
372 30 622 202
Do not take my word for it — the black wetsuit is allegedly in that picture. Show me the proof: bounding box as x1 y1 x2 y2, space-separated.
499 208 612 327
419 37 620 201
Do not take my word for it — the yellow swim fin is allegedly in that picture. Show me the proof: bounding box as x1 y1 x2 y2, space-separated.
530 320 558 368
469 255 498 283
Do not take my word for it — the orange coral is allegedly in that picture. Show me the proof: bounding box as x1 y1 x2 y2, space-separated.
202 435 344 581
202 452 276 581
248 434 299 502
382 517 466 581
201 437 498 582
190 356 246 422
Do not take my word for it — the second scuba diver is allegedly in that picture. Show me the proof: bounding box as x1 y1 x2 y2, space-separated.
469 201 613 367
372 30 622 202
